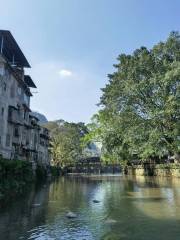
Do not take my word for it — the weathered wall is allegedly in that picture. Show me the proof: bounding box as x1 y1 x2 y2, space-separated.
126 164 180 178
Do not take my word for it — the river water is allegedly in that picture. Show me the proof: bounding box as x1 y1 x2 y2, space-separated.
1 175 180 240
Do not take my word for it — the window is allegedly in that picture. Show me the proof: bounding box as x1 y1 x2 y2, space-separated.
1 107 4 117
4 69 10 78
14 127 19 137
3 82 6 92
8 107 13 121
0 65 4 76
17 105 21 116
23 110 28 120
10 84 15 98
34 134 37 145
6 134 10 147
17 87 21 95
24 94 29 106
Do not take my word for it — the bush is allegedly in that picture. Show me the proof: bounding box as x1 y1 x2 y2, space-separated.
0 158 34 200
35 165 48 181
50 166 61 177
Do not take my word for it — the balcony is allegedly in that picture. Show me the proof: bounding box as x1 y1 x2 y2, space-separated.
23 144 38 153
40 127 49 140
8 106 23 125
12 136 20 145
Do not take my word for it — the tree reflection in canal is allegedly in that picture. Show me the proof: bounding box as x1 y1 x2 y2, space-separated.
1 175 180 239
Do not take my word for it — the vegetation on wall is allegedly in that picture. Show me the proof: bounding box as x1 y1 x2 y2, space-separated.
0 157 34 200
85 32 180 166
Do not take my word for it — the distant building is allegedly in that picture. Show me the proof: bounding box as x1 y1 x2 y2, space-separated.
83 142 101 158
0 30 50 169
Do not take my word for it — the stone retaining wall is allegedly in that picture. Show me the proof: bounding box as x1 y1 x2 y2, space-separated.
126 163 180 178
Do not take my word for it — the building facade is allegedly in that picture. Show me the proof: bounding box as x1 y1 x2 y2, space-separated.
0 30 50 169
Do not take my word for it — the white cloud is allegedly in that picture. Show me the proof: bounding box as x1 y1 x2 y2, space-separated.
58 69 72 77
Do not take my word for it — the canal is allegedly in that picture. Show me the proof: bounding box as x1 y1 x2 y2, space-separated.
1 175 180 240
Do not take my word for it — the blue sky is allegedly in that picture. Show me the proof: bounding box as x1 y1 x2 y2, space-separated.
0 0 180 123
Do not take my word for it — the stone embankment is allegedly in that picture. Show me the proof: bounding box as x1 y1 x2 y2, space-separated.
126 163 180 178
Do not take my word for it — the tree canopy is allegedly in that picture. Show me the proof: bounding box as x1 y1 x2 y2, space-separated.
45 120 88 167
86 31 180 165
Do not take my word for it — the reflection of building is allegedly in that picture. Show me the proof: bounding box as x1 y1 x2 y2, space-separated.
0 30 50 169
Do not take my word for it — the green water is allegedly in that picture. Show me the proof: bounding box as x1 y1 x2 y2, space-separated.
1 175 180 240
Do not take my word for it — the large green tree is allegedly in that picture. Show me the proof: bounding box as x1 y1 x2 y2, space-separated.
87 32 180 164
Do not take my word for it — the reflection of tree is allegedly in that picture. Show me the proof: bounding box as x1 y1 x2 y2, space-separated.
100 176 180 240
47 177 101 216
1 176 180 239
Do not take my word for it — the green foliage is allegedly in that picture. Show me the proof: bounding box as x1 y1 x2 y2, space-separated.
50 166 60 177
87 31 180 165
0 157 34 199
36 165 48 181
45 120 89 167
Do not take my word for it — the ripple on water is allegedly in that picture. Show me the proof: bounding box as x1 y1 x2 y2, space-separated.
2 175 180 240
28 225 95 240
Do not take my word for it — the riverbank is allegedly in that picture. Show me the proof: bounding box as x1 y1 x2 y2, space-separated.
0 158 60 202
126 163 180 178
0 158 34 201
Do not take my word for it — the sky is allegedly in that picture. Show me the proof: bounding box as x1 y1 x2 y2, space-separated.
0 0 180 123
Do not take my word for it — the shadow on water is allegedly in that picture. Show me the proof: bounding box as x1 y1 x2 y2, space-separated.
0 175 180 239
0 182 50 240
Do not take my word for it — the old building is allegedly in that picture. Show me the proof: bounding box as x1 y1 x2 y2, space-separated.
0 30 50 169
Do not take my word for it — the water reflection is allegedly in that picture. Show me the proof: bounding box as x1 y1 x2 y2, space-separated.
1 175 180 239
